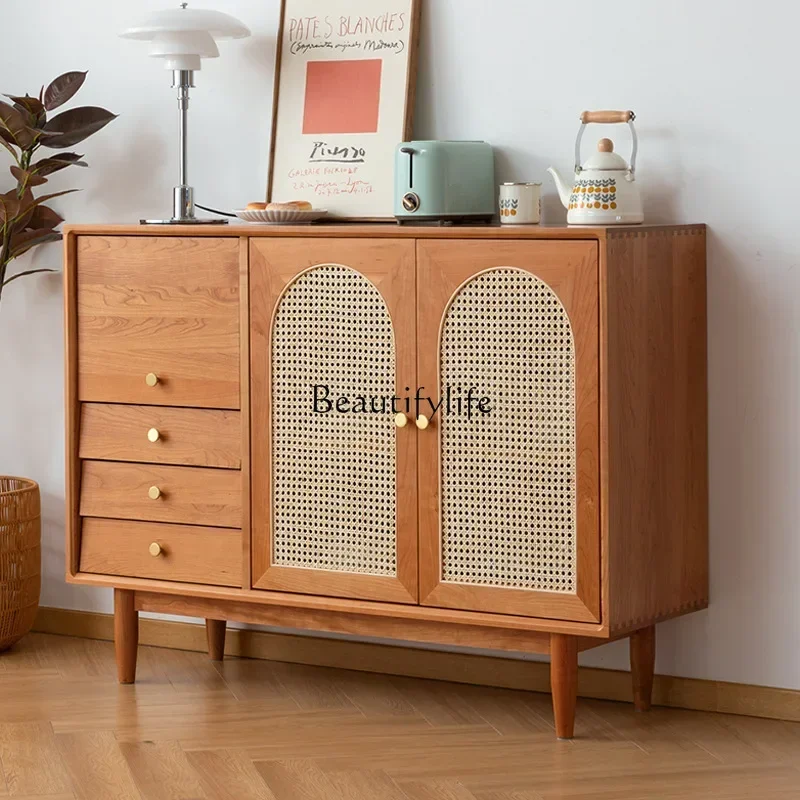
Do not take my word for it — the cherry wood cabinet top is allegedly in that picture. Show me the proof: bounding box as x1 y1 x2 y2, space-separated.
64 222 705 240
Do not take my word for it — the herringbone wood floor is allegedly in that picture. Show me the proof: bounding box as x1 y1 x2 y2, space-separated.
0 633 798 799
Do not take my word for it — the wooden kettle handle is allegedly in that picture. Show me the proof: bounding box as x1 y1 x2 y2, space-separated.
580 110 635 124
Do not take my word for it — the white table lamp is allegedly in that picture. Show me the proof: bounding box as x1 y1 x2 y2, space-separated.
121 3 251 224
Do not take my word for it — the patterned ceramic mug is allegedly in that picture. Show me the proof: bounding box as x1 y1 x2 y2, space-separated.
499 182 541 224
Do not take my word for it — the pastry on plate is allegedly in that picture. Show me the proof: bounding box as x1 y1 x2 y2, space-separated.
246 201 267 211
267 200 313 212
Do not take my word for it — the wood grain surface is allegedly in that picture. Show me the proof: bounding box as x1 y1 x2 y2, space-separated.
76 236 240 409
79 404 241 469
602 228 709 633
64 222 706 240
79 461 241 529
64 231 81 577
113 588 138 684
2 632 800 799
63 226 708 696
81 519 242 587
136 592 554 654
550 633 578 738
630 624 656 712
238 236 253 590
205 619 227 661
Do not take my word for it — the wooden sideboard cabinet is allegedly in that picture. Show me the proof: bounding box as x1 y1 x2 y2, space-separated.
63 223 708 740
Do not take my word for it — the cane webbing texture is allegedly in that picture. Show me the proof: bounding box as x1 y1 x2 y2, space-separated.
271 265 397 577
0 477 41 652
440 268 577 593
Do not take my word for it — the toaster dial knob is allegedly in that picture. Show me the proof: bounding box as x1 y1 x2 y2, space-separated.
402 192 421 213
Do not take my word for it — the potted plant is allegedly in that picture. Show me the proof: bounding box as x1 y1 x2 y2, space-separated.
0 72 114 650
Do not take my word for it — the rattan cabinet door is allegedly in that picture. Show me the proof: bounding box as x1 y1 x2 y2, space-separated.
250 239 417 603
417 240 600 622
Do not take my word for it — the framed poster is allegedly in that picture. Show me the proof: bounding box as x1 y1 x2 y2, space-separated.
267 0 421 220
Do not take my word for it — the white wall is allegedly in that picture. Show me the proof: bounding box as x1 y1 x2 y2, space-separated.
1 0 797 691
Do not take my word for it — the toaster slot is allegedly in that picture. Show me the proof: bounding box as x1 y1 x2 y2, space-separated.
400 146 415 188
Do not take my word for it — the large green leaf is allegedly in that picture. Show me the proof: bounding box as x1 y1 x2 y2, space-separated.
40 106 116 149
43 71 87 111
0 100 34 149
31 152 87 176
10 165 49 187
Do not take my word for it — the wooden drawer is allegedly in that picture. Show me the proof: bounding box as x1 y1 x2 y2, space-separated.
80 518 241 586
76 236 240 409
80 461 241 528
79 404 241 469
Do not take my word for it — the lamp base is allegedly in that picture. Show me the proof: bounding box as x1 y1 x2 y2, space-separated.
140 217 229 225
140 186 229 225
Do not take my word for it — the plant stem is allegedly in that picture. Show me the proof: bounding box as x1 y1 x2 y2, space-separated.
0 230 10 306
1 142 37 303
17 144 35 198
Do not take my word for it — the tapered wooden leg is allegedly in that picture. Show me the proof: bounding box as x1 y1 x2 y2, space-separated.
205 619 227 661
630 624 656 712
550 633 578 740
114 589 138 684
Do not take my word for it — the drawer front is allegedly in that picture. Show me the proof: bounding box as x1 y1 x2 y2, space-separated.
80 518 241 586
79 404 241 469
76 236 240 409
80 461 241 528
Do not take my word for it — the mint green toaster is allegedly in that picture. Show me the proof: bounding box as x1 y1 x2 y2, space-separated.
394 141 495 223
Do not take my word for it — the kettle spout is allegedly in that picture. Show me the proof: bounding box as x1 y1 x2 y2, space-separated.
547 166 572 209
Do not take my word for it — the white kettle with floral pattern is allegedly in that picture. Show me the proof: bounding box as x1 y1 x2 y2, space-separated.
548 110 643 225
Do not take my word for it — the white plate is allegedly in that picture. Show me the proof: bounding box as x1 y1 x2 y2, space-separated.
234 208 328 224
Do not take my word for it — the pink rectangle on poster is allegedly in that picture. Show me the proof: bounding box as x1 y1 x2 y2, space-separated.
302 59 383 135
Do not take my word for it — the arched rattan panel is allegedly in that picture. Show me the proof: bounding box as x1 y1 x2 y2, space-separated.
271 265 397 577
439 268 577 593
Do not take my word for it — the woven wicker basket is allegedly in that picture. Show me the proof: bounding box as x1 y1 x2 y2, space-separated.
0 477 41 652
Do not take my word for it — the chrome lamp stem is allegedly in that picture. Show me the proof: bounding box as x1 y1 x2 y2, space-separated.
141 69 227 225
175 69 192 220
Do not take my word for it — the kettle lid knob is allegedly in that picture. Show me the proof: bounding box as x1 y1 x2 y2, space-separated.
598 138 614 153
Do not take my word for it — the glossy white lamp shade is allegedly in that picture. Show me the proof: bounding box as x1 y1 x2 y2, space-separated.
120 6 250 71
147 32 218 71
120 5 251 224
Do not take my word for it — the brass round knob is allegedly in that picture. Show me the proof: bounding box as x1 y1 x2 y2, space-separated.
149 542 163 557
148 486 162 500
147 428 161 443
416 415 430 430
394 413 408 428
145 373 159 387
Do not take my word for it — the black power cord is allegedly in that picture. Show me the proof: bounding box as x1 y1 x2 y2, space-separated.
196 203 236 218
